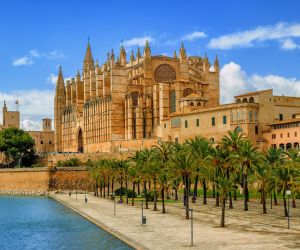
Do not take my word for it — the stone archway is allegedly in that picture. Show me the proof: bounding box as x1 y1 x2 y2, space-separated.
77 128 83 153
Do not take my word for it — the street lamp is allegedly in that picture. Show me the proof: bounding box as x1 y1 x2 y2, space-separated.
142 200 146 226
189 208 194 246
286 190 291 229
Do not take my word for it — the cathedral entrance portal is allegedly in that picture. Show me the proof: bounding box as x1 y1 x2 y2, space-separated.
78 128 83 153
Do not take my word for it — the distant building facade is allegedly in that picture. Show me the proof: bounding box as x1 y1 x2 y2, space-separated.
54 42 300 153
0 102 54 154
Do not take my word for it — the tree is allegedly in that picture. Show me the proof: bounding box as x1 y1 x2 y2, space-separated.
0 127 36 167
169 144 196 219
217 177 233 227
186 136 211 204
152 141 173 213
235 140 261 211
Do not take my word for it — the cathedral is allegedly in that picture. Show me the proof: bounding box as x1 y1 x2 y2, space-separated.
54 41 220 153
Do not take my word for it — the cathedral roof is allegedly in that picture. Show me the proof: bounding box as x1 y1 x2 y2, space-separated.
84 40 94 63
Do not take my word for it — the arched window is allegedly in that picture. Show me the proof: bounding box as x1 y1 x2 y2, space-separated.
235 126 243 133
249 111 253 120
242 98 248 103
236 99 241 103
254 111 258 121
286 143 292 150
131 92 139 106
249 97 254 103
197 102 201 106
279 143 285 149
190 102 194 107
170 90 176 113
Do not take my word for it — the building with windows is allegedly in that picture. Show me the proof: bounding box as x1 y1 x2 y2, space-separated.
54 41 300 153
0 101 20 131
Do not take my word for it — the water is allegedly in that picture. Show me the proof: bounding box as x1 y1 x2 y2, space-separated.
0 196 132 250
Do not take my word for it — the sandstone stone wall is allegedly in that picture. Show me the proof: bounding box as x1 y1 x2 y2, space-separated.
0 167 89 194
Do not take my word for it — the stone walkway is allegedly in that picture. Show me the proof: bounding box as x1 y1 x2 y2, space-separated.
52 194 300 250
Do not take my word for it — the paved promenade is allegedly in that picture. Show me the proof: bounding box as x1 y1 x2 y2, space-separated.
53 194 300 250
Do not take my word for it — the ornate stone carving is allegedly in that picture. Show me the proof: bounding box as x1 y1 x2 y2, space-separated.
154 64 176 83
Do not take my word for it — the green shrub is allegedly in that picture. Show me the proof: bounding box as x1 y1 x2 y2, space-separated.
114 187 137 198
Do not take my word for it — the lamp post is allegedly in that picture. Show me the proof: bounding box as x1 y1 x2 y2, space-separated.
142 200 146 225
286 190 291 229
112 192 116 216
189 208 194 246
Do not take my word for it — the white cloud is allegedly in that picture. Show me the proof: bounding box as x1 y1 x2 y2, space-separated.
280 38 299 50
12 57 33 66
208 22 300 49
13 49 64 66
0 89 54 131
47 74 58 85
182 31 207 41
220 62 300 103
123 36 154 47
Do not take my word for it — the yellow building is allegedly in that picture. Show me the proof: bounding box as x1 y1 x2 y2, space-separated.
54 41 300 153
0 101 20 131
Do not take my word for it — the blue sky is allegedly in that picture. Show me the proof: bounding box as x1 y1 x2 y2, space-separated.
1 0 300 130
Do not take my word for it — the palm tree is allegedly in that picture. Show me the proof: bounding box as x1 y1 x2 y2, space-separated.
169 144 196 219
235 140 260 211
152 141 173 213
253 163 272 214
264 147 283 206
217 177 233 227
186 136 211 204
115 159 128 202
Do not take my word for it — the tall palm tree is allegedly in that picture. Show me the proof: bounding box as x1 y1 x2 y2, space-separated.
152 141 173 213
264 147 283 206
186 136 211 204
234 140 260 211
217 177 233 227
169 144 196 219
253 163 272 214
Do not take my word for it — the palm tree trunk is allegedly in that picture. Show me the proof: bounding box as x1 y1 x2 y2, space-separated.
161 187 166 213
143 181 149 209
93 183 96 196
216 191 220 207
193 176 198 203
292 198 296 208
283 189 288 217
153 178 158 211
132 182 135 206
229 191 233 209
137 181 140 195
120 180 123 201
103 181 106 198
233 188 237 201
243 174 248 211
174 188 178 201
125 180 129 204
213 184 216 198
262 189 267 214
203 178 207 205
220 198 226 227
148 181 151 191
273 190 278 205
100 182 103 198
111 178 114 194
107 179 110 198
185 176 190 219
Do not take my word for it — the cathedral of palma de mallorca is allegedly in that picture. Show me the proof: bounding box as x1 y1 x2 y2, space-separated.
54 41 300 154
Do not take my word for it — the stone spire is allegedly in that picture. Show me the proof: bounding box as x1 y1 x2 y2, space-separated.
57 66 64 87
173 50 177 59
111 49 115 66
120 44 126 66
83 39 94 71
179 42 187 62
203 53 210 73
143 40 151 58
214 55 219 72
76 69 81 82
137 47 141 59
130 50 135 63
